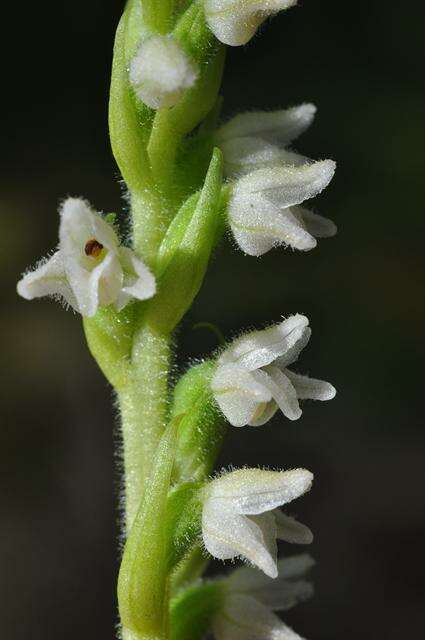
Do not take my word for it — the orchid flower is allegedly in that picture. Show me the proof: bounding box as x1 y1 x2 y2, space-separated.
213 554 314 639
211 314 335 427
202 468 313 577
17 198 156 317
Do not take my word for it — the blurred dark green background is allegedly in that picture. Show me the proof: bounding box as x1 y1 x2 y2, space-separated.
1 1 424 638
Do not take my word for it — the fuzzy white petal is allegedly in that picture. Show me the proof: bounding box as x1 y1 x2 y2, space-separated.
230 194 318 255
59 197 119 253
208 468 313 515
274 327 311 369
202 502 278 577
256 367 301 421
219 315 309 372
71 251 123 317
129 36 197 109
293 205 337 238
285 370 336 401
228 554 314 611
17 251 78 310
205 0 298 47
213 594 305 640
220 136 308 178
217 104 317 144
276 554 315 580
211 363 273 427
233 160 336 211
248 399 279 427
274 511 313 545
117 246 156 308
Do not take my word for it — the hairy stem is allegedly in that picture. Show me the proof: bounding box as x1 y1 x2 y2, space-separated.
119 324 171 529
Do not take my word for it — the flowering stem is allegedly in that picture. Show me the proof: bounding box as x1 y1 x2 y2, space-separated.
119 323 171 529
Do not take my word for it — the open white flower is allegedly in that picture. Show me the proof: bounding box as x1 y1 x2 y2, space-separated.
205 0 297 47
129 35 198 109
17 198 156 317
228 160 337 255
202 468 313 578
213 554 314 639
217 103 317 178
211 314 335 427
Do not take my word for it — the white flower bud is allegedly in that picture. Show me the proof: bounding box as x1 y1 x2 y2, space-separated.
205 0 298 47
129 35 198 109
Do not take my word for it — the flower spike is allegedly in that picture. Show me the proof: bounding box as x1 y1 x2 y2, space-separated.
17 198 156 317
211 314 336 427
201 467 313 577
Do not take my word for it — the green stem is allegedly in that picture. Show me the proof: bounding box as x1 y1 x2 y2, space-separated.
119 324 171 529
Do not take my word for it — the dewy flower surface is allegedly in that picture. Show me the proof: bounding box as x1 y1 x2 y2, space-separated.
17 198 156 317
205 0 298 47
213 554 314 639
202 468 313 577
211 314 336 427
129 35 198 109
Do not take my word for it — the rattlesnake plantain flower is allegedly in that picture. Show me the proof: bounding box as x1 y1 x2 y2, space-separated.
201 468 313 578
205 0 298 47
217 103 317 178
17 197 156 317
129 35 198 109
227 159 336 255
213 554 314 639
211 314 336 427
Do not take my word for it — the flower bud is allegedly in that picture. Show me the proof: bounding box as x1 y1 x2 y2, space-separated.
129 35 198 109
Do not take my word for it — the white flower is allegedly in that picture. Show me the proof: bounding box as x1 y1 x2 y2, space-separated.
213 554 314 639
217 104 317 178
129 35 198 109
205 0 297 47
228 160 336 255
216 104 337 253
17 198 156 317
211 314 335 427
202 467 313 578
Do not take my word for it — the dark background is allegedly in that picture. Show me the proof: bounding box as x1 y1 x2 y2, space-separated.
1 1 424 638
